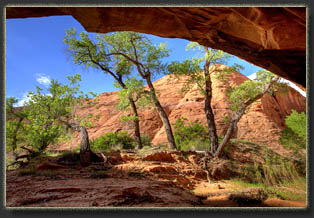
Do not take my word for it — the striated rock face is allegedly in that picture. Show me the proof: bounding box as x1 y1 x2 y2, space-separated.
55 66 306 157
6 7 306 87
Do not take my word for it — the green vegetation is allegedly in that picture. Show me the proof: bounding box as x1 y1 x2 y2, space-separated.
6 74 97 168
279 110 306 151
141 135 153 147
285 110 306 141
64 29 147 149
227 138 304 186
230 176 306 201
90 131 136 152
89 131 152 152
173 117 211 151
278 110 306 177
6 29 305 203
100 32 177 150
64 30 177 149
168 42 287 157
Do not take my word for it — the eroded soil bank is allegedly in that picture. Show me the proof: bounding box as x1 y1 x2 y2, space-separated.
6 151 306 208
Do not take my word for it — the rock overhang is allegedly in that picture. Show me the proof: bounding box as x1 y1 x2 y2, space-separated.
6 6 306 88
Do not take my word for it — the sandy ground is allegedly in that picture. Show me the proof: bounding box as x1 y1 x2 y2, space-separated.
6 151 306 208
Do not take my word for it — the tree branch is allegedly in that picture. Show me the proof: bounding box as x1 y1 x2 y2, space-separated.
20 146 35 154
214 76 280 157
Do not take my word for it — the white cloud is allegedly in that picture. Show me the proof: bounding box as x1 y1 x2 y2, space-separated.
36 74 51 86
14 92 53 107
15 93 32 107
247 72 256 80
247 73 306 97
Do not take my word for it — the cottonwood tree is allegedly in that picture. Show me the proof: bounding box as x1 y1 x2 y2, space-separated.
168 42 284 157
114 77 152 145
97 32 177 150
6 74 98 167
6 98 28 162
64 30 177 149
64 29 145 149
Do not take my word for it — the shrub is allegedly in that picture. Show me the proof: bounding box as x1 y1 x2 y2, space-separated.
90 131 136 152
141 135 152 147
173 117 210 151
279 128 306 152
279 110 306 173
231 151 301 186
285 110 306 141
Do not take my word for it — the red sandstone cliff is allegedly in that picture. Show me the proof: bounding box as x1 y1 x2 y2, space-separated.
56 67 306 155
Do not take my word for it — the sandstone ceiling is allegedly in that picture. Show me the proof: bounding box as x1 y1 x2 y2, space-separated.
6 7 306 88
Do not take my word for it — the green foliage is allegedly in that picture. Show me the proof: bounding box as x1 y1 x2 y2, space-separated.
173 117 210 151
64 29 171 81
261 154 299 186
279 110 306 173
116 77 153 111
6 98 27 154
285 110 306 142
6 74 97 161
90 131 136 152
64 30 170 148
168 42 243 95
233 156 300 186
226 80 261 112
279 127 306 153
230 177 306 201
141 135 152 147
255 70 288 94
226 70 287 113
99 31 171 79
167 58 204 94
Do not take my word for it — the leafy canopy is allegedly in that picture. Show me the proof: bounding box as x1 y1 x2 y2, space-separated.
227 70 288 112
64 29 171 80
6 74 97 156
167 42 243 95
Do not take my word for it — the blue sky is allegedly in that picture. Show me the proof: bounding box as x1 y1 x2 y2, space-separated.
6 15 264 106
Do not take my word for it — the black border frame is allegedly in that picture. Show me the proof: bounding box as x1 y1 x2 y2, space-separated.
0 0 313 217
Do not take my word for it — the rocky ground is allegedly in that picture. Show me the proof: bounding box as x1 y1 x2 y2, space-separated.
6 150 306 208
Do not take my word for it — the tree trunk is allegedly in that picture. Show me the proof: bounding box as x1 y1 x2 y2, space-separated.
203 47 219 154
128 96 143 149
214 76 280 158
79 126 92 166
214 113 242 158
94 62 144 150
11 116 24 159
68 122 92 166
204 97 219 154
146 77 177 150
